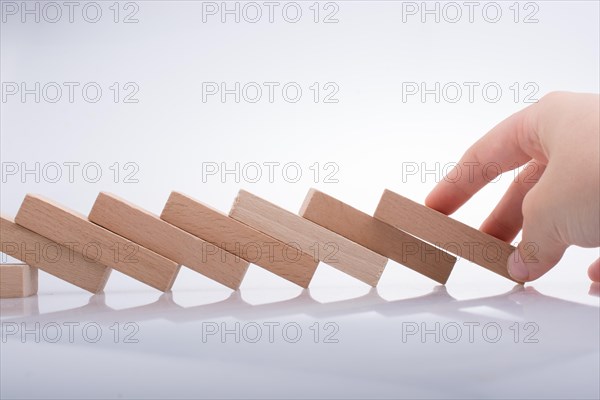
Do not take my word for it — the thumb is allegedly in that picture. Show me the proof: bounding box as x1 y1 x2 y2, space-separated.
507 177 569 282
588 258 600 282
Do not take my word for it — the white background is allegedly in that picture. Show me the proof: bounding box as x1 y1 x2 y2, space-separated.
1 1 599 399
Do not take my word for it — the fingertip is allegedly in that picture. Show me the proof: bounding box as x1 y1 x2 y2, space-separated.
508 244 564 283
423 190 439 209
588 258 600 282
479 216 520 243
479 218 499 240
424 184 459 215
479 217 499 239
424 190 446 214
508 250 530 282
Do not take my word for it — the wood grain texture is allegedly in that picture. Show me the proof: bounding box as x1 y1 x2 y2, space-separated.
229 190 388 286
160 192 318 288
374 189 519 282
0 263 38 298
299 189 456 284
89 192 248 290
15 194 180 291
1 215 111 293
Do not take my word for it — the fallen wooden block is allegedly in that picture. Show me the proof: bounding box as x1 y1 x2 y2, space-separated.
0 263 38 298
89 192 248 290
374 189 519 282
15 194 180 291
229 190 388 286
1 215 111 293
299 189 456 284
160 191 318 288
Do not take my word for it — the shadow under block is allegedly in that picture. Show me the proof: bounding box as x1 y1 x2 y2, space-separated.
160 192 318 288
89 192 248 290
14 194 180 291
374 189 519 282
299 189 457 284
1 215 111 293
229 190 388 287
0 263 38 298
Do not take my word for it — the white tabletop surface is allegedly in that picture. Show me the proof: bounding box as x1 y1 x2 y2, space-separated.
1 1 599 398
2 267 599 399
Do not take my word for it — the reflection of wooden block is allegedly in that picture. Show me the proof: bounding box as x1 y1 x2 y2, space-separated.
299 189 456 284
0 264 38 298
229 190 388 286
89 192 248 290
374 189 518 282
1 215 111 293
15 194 180 291
0 294 39 316
161 192 318 288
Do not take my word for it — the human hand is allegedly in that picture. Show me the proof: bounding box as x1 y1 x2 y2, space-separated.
425 92 600 282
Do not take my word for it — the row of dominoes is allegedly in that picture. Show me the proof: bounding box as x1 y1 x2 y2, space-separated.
0 189 520 298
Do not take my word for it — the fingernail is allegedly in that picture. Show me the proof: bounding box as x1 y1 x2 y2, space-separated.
508 250 529 283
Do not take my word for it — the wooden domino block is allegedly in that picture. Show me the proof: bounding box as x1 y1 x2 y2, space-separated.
229 190 388 286
89 192 248 290
160 191 318 288
15 194 180 291
374 189 519 282
1 215 111 293
0 263 38 298
299 189 457 284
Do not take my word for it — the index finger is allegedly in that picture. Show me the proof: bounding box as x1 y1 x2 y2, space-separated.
425 104 548 215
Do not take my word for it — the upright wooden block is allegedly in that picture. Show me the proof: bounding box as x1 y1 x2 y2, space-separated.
299 189 457 284
1 215 111 293
374 189 519 282
229 190 388 286
0 263 38 298
89 192 248 290
160 191 318 288
15 194 180 291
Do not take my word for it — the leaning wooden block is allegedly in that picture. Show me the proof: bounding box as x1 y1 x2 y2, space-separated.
15 194 180 291
160 191 318 288
89 192 248 290
229 190 388 286
0 263 38 298
299 189 457 284
1 215 111 293
374 189 519 282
